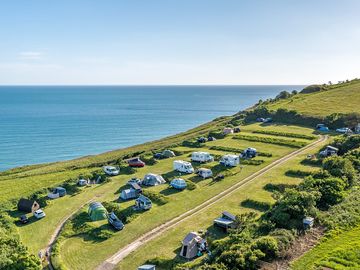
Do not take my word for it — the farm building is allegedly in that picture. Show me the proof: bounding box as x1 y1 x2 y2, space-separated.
197 168 213 179
135 195 152 210
142 173 166 186
170 178 187 190
17 198 40 213
88 202 108 221
223 127 234 135
180 232 207 259
214 211 236 231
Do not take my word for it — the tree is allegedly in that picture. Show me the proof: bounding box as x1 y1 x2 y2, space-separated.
323 156 357 187
275 91 291 100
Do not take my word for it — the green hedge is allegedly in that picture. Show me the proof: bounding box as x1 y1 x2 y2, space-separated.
233 135 307 148
142 190 169 205
209 146 272 157
252 130 316 140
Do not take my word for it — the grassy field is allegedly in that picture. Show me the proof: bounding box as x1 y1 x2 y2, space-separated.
267 80 360 117
292 226 360 270
116 134 327 270
38 123 316 270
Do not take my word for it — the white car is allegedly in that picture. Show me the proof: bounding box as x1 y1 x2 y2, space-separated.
103 166 120 176
336 127 352 134
34 209 46 219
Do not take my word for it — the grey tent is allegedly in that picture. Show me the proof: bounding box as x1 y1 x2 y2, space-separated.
180 232 207 259
120 188 138 200
142 173 166 186
17 198 40 213
162 149 175 158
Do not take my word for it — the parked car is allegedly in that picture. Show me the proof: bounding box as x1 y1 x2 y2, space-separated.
20 215 29 224
207 136 216 141
128 157 145 167
197 137 207 143
153 152 164 159
256 117 265 122
108 212 124 230
103 166 120 176
34 209 46 219
336 127 353 134
127 177 142 185
234 127 241 133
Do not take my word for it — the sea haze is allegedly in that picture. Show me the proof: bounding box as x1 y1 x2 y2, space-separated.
0 85 303 171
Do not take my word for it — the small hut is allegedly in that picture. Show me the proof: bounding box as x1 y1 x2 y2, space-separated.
17 198 40 213
180 232 207 259
88 202 108 221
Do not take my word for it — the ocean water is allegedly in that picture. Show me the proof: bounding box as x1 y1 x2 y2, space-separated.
0 85 303 171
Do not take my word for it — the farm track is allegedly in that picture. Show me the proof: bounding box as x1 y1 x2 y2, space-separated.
45 196 98 270
96 135 327 270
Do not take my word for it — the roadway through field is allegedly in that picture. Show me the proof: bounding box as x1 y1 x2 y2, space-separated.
96 135 327 270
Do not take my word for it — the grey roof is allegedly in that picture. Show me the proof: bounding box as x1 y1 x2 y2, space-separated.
222 211 236 221
89 202 104 210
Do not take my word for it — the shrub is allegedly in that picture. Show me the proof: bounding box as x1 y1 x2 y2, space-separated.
142 190 169 205
269 229 296 252
323 156 357 187
300 84 323 94
185 180 197 190
241 199 271 212
251 236 279 259
285 170 313 178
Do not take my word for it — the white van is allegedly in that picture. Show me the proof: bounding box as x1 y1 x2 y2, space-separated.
103 166 120 176
220 154 240 167
191 152 214 163
173 160 194 174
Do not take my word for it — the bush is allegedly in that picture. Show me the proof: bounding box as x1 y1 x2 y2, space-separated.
241 199 271 211
142 190 169 205
269 229 296 253
285 170 313 178
185 180 197 190
300 84 324 94
323 156 357 187
251 236 279 259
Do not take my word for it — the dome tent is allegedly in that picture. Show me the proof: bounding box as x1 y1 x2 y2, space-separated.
88 202 108 221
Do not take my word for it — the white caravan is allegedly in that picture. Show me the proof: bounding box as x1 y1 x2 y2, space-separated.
220 154 240 167
191 152 214 163
197 168 213 179
173 160 194 174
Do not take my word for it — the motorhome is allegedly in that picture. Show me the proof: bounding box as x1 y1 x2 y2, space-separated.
220 154 240 167
191 152 214 163
173 160 194 173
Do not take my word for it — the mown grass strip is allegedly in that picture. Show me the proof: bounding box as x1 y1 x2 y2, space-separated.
252 130 317 140
233 134 307 148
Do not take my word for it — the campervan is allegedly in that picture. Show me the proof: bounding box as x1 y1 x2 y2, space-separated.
173 160 194 173
191 152 214 163
220 154 240 167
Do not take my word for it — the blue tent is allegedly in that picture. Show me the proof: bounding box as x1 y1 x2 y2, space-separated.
170 178 187 190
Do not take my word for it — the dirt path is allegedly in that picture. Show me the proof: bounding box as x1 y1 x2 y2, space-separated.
43 197 97 269
96 135 327 270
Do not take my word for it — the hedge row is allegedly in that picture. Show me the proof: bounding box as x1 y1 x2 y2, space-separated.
209 145 272 157
233 135 307 148
142 190 169 205
252 130 317 140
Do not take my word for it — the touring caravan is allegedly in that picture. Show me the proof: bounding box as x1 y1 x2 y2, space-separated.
197 168 213 179
173 160 194 174
220 154 240 167
191 152 214 163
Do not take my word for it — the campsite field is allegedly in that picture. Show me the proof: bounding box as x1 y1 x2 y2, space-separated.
116 139 327 270
266 80 360 117
35 123 317 270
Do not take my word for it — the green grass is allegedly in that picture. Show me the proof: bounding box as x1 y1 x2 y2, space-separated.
267 80 360 117
292 226 360 270
116 137 327 270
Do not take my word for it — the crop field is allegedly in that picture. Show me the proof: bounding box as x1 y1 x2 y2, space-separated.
116 136 326 270
267 80 360 117
21 123 316 270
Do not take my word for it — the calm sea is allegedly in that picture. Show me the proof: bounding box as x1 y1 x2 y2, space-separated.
0 85 303 171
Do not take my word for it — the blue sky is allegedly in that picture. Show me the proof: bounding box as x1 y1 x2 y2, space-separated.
0 0 359 85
